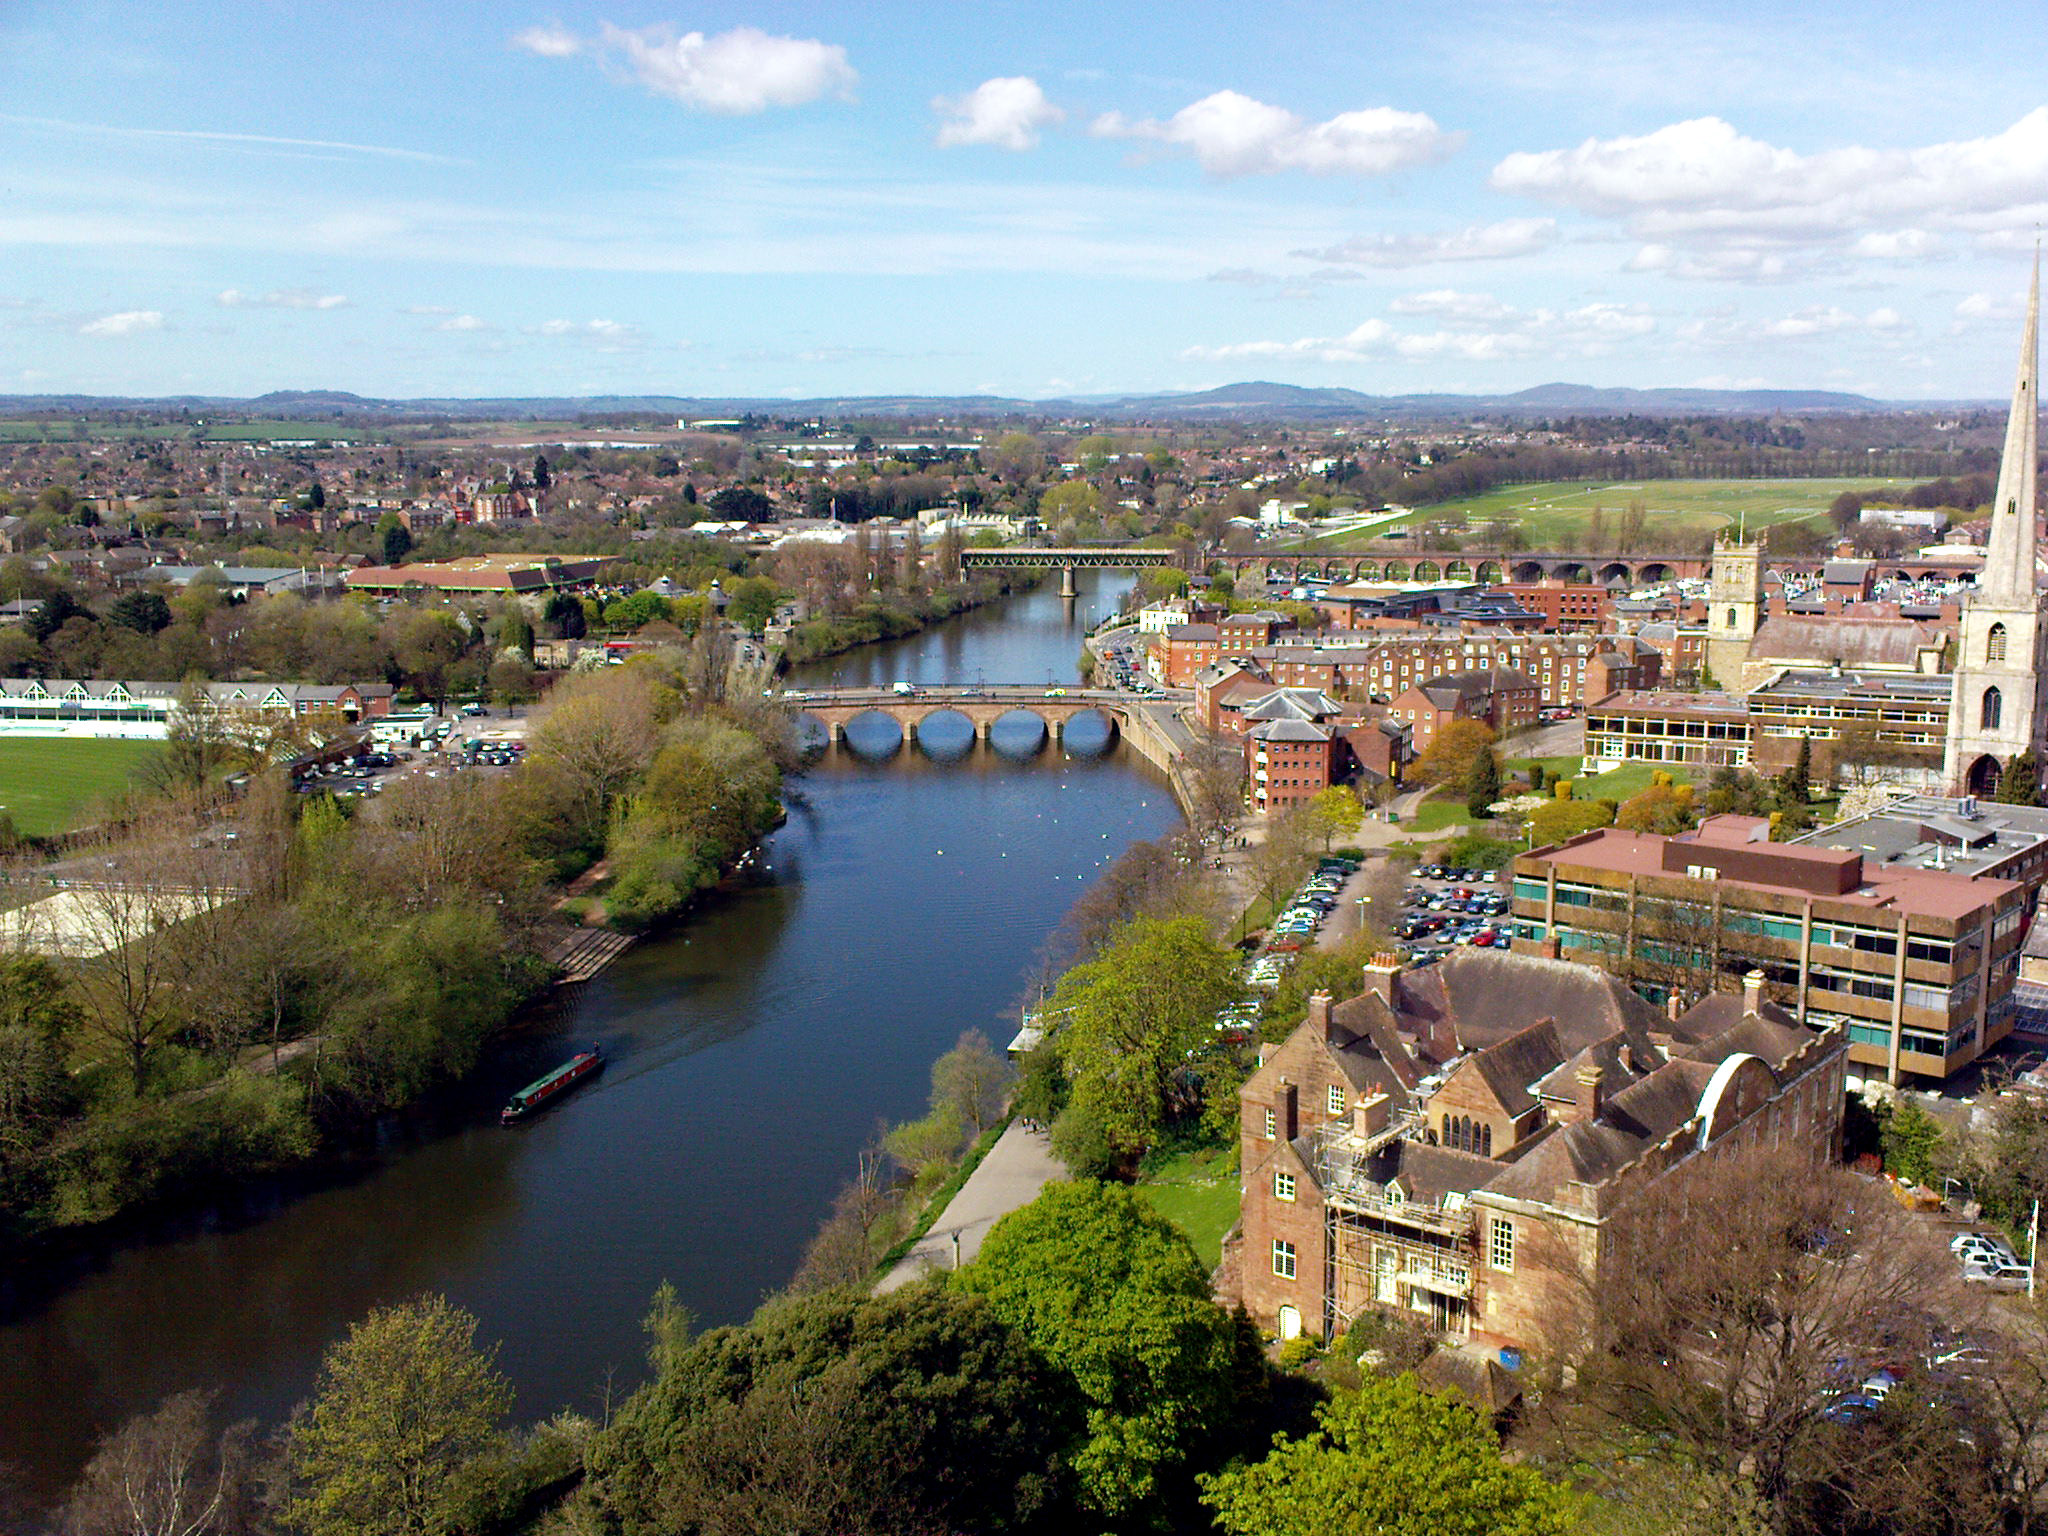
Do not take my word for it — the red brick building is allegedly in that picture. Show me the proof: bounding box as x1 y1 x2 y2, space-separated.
1232 950 1845 1354
1491 582 1611 630
1388 667 1541 751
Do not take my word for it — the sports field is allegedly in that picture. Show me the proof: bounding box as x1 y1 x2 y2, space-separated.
1402 477 1915 547
0 738 164 836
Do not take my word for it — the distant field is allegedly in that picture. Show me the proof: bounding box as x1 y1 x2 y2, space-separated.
0 739 163 836
0 419 365 444
1394 477 1914 548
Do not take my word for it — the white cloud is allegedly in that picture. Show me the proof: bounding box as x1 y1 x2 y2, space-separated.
934 77 1063 151
78 309 163 337
216 287 347 310
544 23 856 114
404 304 456 315
1679 304 1912 347
437 313 490 331
1183 298 1652 365
532 317 639 346
1958 290 2027 321
1493 111 2048 260
1091 90 1458 178
1388 289 1517 323
511 23 582 59
1296 217 1556 268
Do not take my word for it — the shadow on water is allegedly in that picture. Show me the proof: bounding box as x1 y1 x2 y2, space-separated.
0 573 1177 1507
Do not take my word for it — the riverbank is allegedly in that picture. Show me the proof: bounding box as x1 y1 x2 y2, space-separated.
774 572 1044 667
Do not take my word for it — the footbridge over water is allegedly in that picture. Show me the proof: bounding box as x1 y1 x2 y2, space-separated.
784 685 1133 746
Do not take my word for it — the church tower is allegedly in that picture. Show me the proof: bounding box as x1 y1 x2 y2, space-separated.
1945 255 2043 798
1705 534 1762 689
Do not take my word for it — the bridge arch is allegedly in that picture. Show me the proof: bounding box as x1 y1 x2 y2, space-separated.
1555 562 1591 585
1355 560 1382 581
1413 559 1443 582
1599 561 1632 587
1476 560 1503 583
1443 559 1472 580
1383 559 1410 581
1638 562 1673 583
1511 560 1545 583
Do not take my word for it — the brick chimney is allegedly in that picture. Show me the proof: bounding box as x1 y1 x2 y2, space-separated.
1307 990 1334 1039
1576 1064 1605 1126
1743 968 1766 1015
1274 1082 1299 1142
1362 952 1402 1006
1665 992 1684 1023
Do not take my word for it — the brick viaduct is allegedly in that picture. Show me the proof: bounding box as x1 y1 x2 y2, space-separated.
1226 549 1984 587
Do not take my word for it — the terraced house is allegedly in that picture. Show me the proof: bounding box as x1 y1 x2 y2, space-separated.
1510 814 2027 1083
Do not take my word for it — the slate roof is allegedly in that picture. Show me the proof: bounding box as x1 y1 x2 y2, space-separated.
1749 616 1935 670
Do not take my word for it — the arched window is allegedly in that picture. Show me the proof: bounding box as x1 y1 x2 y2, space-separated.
1481 1124 1494 1157
1726 607 1737 629
1989 623 2008 663
1983 687 2004 731
1442 1113 1454 1146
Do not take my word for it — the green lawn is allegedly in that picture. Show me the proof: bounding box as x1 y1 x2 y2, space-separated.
0 738 164 835
1407 797 1479 832
1396 477 1914 548
1565 761 1691 802
1504 753 1584 783
1137 1148 1240 1271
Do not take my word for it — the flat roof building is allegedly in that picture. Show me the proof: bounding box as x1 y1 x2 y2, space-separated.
1511 814 2028 1084
345 554 616 594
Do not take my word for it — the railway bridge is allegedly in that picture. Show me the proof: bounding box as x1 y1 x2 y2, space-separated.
782 685 1130 746
961 545 1181 597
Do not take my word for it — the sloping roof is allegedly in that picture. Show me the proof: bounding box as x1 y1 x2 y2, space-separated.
1672 1013 1813 1073
1749 616 1934 670
1248 718 1333 742
1375 1140 1499 1205
1423 949 1668 1053
1481 1058 1721 1202
1467 1019 1567 1117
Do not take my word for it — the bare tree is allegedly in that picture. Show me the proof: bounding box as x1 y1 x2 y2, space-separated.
1577 1147 1969 1526
930 1029 1011 1137
60 1391 256 1536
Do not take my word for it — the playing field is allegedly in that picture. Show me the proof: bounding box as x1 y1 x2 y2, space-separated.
1401 477 1915 547
0 738 164 836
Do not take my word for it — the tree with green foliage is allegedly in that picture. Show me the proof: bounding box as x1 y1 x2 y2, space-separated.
1306 784 1364 849
532 453 551 491
1527 797 1616 846
377 514 412 567
1464 746 1502 819
1776 734 1812 808
543 591 587 640
1201 1374 1579 1536
1998 750 2043 805
284 1294 512 1536
957 1180 1252 1523
1415 718 1497 789
1045 916 1238 1159
727 575 781 633
580 1284 1078 1536
1878 1096 1944 1188
107 590 174 635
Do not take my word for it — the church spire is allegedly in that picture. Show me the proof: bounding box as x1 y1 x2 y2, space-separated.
1982 251 2041 603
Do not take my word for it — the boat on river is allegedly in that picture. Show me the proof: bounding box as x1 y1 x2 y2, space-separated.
501 1044 605 1124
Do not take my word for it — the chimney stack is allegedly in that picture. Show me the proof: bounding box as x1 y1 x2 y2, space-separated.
1363 952 1402 1006
1743 968 1765 1015
1307 990 1334 1039
1576 1064 1605 1126
1666 992 1684 1023
1274 1082 1299 1143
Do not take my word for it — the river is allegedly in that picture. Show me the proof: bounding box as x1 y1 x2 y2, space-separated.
0 574 1180 1505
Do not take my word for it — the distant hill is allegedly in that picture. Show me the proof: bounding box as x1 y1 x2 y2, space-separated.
0 381 1977 425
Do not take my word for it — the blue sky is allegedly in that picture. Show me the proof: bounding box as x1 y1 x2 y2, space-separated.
5 0 2048 400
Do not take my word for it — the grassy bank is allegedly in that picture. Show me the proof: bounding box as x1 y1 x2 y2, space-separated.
1135 1146 1240 1272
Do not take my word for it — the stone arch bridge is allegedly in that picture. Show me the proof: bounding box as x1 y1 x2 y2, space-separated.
783 685 1130 746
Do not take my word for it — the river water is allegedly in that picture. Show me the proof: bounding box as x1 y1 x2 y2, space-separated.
0 574 1179 1505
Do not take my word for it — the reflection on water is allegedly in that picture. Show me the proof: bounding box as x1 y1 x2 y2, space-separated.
0 574 1175 1502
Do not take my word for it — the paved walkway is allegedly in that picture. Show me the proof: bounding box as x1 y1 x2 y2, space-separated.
876 1120 1066 1292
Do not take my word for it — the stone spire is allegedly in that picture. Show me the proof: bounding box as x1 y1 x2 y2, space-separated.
1982 251 2041 603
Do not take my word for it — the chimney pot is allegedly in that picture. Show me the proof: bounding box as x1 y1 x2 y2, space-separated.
1743 968 1766 1014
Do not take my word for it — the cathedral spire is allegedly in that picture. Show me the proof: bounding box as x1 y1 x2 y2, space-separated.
1982 251 2041 603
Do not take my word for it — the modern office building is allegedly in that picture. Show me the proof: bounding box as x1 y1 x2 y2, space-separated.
1510 814 2028 1084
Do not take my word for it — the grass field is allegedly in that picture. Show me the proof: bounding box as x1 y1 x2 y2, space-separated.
0 738 163 835
1390 477 1915 549
1137 1148 1240 1271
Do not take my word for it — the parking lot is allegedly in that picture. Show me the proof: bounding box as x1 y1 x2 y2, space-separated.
1092 630 1163 695
294 705 532 799
1241 853 1364 996
1394 860 1512 958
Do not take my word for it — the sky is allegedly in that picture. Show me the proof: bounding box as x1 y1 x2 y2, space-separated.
5 0 2048 402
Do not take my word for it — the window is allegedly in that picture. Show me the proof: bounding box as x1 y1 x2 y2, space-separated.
1989 623 2008 663
1328 1084 1346 1116
1263 1107 1276 1139
1983 687 2003 731
1272 1238 1297 1279
1274 1171 1296 1202
1489 1217 1515 1273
